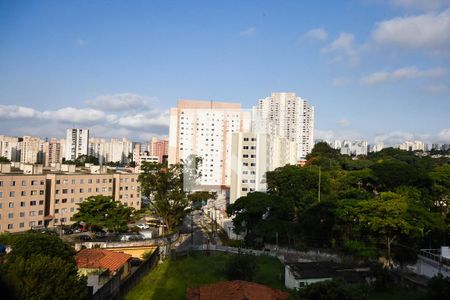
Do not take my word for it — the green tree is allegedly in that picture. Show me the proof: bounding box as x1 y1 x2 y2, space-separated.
138 162 189 232
0 232 75 262
2 255 87 300
0 156 10 163
228 192 294 246
72 195 136 232
267 165 329 214
0 233 87 300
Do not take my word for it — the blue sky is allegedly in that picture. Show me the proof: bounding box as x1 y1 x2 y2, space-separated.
0 0 449 144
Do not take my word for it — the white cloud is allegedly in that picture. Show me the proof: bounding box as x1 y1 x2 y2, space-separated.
390 0 450 11
117 110 169 129
373 131 415 145
332 77 352 87
85 93 150 111
360 66 446 85
0 93 170 141
240 27 256 36
372 8 450 54
0 105 39 119
437 128 450 142
42 107 113 124
303 28 328 41
321 33 360 66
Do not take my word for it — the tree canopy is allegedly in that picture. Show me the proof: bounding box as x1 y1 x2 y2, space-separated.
72 195 136 232
0 233 87 300
228 143 450 264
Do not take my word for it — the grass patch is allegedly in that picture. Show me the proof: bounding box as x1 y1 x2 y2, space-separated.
124 252 285 300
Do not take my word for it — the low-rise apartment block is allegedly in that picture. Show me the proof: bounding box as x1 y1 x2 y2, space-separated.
0 167 141 233
0 174 47 232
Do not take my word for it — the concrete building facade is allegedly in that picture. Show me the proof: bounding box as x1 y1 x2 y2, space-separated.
65 128 89 161
253 92 314 160
168 99 247 187
230 132 297 203
0 174 47 232
0 170 141 232
149 138 168 163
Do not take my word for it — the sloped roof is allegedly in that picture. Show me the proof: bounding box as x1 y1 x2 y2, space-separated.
186 280 289 300
75 249 131 273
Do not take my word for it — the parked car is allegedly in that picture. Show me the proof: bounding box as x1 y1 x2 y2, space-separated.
136 223 150 230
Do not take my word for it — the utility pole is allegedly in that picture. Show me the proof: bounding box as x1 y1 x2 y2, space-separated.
318 166 321 203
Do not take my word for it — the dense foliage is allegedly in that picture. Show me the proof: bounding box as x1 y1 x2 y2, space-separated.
139 162 190 232
0 233 87 300
72 195 136 232
225 252 258 281
229 143 449 264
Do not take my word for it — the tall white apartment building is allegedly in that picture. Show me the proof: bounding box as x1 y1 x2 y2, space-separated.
19 136 45 164
108 138 133 163
89 137 133 164
0 135 20 162
168 99 247 187
398 140 426 152
230 132 297 203
65 129 89 161
253 92 314 160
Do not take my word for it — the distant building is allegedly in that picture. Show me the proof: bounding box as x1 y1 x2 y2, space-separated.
168 99 247 187
19 136 45 164
253 92 314 160
43 138 63 166
149 137 168 163
65 128 89 161
0 135 20 162
230 132 297 204
398 140 426 152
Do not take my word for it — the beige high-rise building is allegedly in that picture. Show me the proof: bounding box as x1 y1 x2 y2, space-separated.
168 99 248 187
43 138 63 166
230 132 297 203
253 92 314 159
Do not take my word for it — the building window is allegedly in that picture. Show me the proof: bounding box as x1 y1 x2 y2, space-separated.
10 181 16 186
8 213 14 219
8 202 14 208
39 200 44 205
30 201 36 206
21 180 27 186
20 201 25 207
0 191 3 198
9 191 15 197
38 210 43 215
20 212 25 217
71 179 76 184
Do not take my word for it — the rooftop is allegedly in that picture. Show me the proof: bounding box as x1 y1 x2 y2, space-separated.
287 262 371 283
186 280 289 300
75 249 131 273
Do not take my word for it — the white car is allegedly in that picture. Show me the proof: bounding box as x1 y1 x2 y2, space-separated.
136 223 150 230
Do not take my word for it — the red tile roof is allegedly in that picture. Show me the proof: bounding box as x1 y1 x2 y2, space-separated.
75 249 131 273
186 280 289 300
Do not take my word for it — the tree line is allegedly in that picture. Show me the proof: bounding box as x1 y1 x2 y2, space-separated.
228 143 450 264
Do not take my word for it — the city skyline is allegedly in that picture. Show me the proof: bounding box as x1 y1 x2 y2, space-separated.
1 1 449 144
